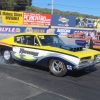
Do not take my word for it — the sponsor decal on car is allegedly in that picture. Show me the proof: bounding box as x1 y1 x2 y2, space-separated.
19 48 39 56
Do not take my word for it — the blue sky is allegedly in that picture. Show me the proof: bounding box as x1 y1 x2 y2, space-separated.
32 0 100 16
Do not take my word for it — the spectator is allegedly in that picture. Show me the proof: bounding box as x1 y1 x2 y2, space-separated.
85 31 89 38
76 17 80 26
90 30 96 39
94 21 97 28
46 26 55 34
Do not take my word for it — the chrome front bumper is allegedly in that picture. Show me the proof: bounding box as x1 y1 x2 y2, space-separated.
73 60 100 70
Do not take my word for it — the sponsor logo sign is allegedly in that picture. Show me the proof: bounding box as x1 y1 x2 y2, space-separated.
23 12 51 26
0 26 48 34
52 15 76 27
0 27 20 33
55 28 71 35
1 10 23 24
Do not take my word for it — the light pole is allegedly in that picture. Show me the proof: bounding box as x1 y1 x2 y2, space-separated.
51 0 54 15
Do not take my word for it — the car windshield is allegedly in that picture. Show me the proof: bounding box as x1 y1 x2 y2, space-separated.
38 35 65 46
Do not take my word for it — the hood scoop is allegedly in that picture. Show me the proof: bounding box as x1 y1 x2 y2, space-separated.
60 44 83 52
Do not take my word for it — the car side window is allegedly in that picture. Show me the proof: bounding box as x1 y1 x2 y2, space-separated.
52 36 58 43
14 35 39 46
15 36 22 43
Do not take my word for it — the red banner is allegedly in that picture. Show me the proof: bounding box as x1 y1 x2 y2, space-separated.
23 12 51 26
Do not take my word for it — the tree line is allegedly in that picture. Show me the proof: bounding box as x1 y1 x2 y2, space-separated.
0 0 32 11
0 0 100 19
26 6 100 19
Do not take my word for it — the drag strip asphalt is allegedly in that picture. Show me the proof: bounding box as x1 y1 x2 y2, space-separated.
0 61 100 100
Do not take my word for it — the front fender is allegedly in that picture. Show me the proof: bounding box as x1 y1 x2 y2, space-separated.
36 56 76 68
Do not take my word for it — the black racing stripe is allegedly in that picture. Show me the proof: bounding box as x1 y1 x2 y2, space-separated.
12 45 78 58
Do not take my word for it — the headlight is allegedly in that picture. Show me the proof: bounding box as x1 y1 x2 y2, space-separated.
80 57 92 62
97 55 100 59
94 55 100 61
79 57 92 66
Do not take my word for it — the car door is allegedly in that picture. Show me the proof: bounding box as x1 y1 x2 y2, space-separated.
12 35 44 62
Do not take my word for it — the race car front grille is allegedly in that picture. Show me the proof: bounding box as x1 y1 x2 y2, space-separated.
79 56 92 66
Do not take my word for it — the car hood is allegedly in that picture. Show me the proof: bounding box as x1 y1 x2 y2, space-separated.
43 44 100 58
60 44 83 52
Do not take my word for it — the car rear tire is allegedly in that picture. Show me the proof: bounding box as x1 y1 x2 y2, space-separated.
49 59 67 77
2 50 14 64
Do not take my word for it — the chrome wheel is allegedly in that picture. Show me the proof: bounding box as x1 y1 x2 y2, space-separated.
4 50 11 60
49 59 67 77
52 60 64 73
3 50 14 64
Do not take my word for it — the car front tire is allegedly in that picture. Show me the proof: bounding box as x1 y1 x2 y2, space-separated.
49 59 67 77
2 50 14 64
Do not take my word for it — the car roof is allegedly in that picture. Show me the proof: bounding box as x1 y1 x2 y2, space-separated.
13 32 56 36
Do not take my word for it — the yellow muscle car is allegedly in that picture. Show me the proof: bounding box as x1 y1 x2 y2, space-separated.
0 32 100 77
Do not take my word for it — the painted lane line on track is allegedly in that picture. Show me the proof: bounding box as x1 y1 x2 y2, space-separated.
0 72 75 100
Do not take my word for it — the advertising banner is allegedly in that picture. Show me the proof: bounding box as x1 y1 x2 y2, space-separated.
0 25 94 36
23 12 51 26
1 10 23 24
26 27 48 33
52 15 76 27
0 26 48 34
55 28 93 35
0 26 21 33
76 17 97 28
